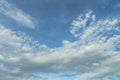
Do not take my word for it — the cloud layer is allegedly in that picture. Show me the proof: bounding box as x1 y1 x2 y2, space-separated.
0 10 120 80
0 0 37 28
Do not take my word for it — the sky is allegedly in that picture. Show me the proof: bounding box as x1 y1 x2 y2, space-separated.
0 0 120 80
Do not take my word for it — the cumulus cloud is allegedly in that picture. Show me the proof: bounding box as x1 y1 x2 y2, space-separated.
0 0 37 28
0 10 120 80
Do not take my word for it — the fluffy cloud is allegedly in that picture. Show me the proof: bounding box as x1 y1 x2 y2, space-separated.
0 10 120 80
0 0 37 28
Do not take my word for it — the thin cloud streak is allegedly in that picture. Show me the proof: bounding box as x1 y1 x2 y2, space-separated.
0 0 37 28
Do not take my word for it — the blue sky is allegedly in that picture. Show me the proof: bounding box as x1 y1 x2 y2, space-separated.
2 0 120 47
0 0 120 80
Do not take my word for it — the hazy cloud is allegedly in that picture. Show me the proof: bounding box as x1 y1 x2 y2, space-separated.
0 0 37 28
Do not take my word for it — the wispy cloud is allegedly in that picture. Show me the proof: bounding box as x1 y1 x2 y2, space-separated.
0 0 37 28
0 10 120 80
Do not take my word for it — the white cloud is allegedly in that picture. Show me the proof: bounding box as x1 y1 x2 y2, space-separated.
0 0 37 28
0 10 120 80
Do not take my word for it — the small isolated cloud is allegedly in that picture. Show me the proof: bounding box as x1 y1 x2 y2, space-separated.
0 0 37 28
113 3 120 9
115 4 120 8
0 10 120 80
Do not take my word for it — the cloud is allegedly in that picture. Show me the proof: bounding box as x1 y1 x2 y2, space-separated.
0 10 120 80
0 0 37 28
114 3 120 8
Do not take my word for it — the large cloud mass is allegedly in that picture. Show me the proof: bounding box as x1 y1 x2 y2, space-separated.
0 10 120 80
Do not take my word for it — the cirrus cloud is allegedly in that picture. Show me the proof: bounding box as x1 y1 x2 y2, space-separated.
0 0 37 28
